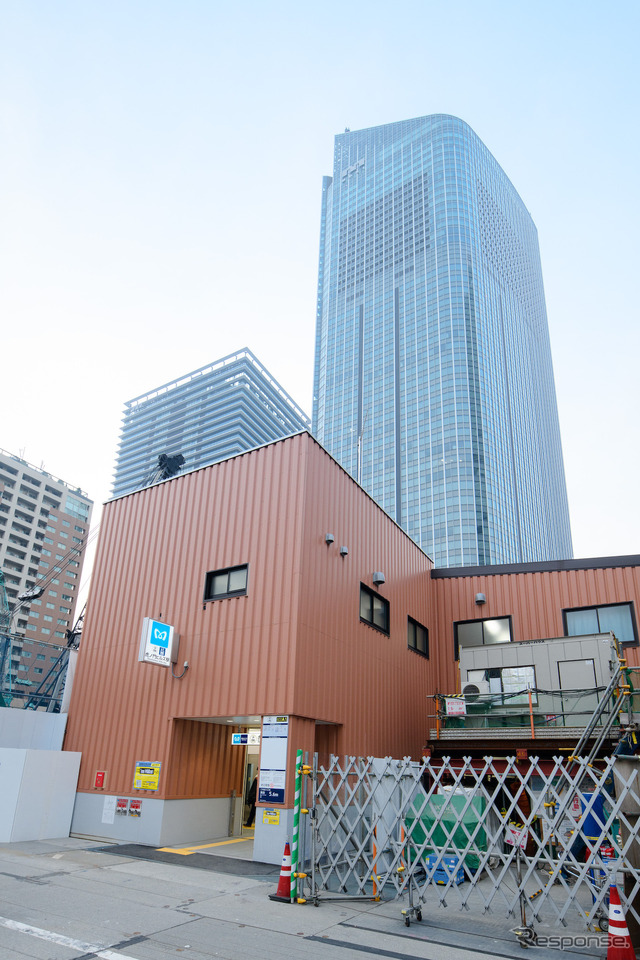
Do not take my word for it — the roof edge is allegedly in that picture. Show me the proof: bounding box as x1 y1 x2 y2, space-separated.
431 555 640 579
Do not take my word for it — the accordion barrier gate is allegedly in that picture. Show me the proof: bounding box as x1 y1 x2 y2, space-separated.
293 753 640 941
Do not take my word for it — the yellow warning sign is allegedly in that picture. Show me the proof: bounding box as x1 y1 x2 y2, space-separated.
262 808 280 825
133 760 161 791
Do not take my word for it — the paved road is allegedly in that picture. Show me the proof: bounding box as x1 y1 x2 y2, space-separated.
0 837 609 959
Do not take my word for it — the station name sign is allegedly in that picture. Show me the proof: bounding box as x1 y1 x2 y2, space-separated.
231 732 261 746
138 617 178 667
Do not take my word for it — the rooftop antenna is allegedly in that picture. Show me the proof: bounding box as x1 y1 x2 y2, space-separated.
139 453 185 490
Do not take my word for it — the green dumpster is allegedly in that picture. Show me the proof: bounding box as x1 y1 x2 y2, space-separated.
405 793 487 870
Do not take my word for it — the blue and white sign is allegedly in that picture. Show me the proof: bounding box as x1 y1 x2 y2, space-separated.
259 781 286 804
138 617 176 667
258 715 289 804
231 732 261 746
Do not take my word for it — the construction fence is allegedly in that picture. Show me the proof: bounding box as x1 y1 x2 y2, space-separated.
295 753 640 937
0 634 71 711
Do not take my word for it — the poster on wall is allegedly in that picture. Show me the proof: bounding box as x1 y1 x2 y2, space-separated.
101 796 116 824
129 799 142 817
258 715 288 804
133 760 161 791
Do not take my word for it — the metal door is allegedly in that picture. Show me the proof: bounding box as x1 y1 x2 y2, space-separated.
559 658 599 725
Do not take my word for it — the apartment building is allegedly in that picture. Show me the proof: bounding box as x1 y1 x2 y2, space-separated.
0 449 92 699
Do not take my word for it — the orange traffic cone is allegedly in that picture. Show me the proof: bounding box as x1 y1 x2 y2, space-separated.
607 883 635 959
268 841 292 903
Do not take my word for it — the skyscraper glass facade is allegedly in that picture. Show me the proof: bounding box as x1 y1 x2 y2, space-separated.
113 349 309 498
313 115 572 566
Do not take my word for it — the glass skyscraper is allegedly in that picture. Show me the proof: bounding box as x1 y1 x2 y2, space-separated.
313 115 572 566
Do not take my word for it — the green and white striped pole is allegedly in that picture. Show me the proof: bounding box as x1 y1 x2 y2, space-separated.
290 748 303 902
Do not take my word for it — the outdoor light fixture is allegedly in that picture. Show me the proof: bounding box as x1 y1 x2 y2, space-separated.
372 572 385 586
325 533 335 545
340 546 349 557
475 593 486 605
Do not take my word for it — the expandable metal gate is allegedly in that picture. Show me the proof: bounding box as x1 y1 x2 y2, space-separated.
291 753 640 945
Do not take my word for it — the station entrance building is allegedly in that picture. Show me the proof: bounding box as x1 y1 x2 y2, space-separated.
64 431 640 863
64 432 435 862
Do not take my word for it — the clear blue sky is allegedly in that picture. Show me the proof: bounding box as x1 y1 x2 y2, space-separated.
1 0 638 580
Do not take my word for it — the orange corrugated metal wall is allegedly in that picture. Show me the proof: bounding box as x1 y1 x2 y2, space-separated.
432 564 640 691
65 436 309 798
65 430 640 803
165 720 244 799
295 441 434 760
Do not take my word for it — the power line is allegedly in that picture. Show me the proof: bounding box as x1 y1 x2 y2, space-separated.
8 523 101 623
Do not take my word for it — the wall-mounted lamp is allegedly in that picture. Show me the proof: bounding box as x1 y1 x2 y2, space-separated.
325 533 335 545
340 546 349 557
372 571 385 586
475 592 486 605
171 660 189 680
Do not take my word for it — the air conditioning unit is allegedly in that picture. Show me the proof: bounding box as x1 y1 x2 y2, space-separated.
461 680 491 701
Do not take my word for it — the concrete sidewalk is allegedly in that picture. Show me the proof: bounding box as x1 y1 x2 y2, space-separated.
0 835 609 959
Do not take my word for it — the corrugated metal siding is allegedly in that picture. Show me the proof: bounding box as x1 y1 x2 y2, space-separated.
433 564 640 693
295 442 434 760
165 720 244 799
65 436 308 798
64 429 640 802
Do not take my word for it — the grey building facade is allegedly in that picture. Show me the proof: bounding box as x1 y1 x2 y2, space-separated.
112 349 310 498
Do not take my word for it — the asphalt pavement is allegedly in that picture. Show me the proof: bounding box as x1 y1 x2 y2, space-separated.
0 834 611 960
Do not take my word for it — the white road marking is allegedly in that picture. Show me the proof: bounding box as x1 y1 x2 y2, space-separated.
0 915 142 959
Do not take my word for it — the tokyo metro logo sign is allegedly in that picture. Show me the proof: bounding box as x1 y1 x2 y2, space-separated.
138 617 175 667
151 625 168 646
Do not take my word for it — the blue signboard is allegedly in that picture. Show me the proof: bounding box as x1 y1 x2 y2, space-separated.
259 786 285 804
138 617 175 667
149 620 169 649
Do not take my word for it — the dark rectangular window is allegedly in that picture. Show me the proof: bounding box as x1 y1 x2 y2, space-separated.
454 616 513 660
408 616 428 658
204 564 248 602
359 583 389 635
563 602 638 647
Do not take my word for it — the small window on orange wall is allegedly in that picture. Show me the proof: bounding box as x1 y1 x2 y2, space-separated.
203 564 248 602
359 583 389 635
408 616 428 658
